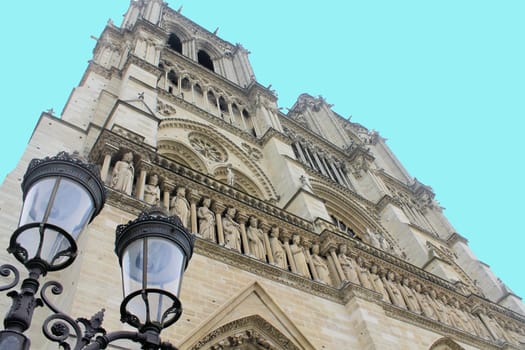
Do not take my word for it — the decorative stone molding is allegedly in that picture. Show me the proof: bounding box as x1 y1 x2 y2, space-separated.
157 98 177 116
241 142 263 161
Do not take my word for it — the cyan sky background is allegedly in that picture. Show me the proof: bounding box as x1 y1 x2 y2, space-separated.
1 2 523 299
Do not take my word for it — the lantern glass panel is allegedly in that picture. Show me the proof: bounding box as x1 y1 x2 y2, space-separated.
121 237 186 324
17 177 95 265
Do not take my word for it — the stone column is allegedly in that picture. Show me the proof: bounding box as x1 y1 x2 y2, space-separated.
319 154 335 181
281 231 296 273
100 145 118 182
312 150 328 177
162 181 175 211
261 222 274 264
237 213 250 256
329 248 346 284
303 240 318 281
135 162 151 201
212 202 226 245
215 97 221 117
329 159 345 185
227 103 234 124
303 145 316 169
325 250 341 286
188 190 200 233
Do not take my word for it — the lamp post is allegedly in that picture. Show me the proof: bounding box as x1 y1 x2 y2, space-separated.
0 152 195 350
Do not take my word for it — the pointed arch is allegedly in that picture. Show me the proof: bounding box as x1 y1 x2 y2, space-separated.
190 315 301 350
157 140 207 173
429 337 466 350
163 22 193 43
310 179 383 238
195 38 222 61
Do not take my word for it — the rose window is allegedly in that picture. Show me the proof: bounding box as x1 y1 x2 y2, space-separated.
188 133 228 162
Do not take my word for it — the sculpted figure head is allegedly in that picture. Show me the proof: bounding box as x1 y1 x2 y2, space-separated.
292 234 301 245
226 207 236 218
270 226 279 238
312 244 320 255
370 264 379 274
339 244 348 255
387 271 396 281
249 216 258 227
414 283 422 293
176 187 186 196
202 197 211 207
148 174 159 186
429 289 437 299
123 151 133 162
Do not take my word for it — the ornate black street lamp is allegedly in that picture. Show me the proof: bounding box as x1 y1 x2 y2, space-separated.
0 152 195 350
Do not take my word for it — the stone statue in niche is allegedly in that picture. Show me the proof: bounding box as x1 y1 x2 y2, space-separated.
246 217 266 261
269 227 287 269
170 187 190 228
143 174 161 205
311 244 331 285
449 299 474 334
197 197 215 241
356 257 373 290
428 290 450 325
364 228 381 248
369 265 390 302
466 309 492 340
337 244 360 285
222 207 242 252
415 286 439 321
226 164 235 186
383 271 407 309
290 235 310 277
111 152 134 195
399 278 422 314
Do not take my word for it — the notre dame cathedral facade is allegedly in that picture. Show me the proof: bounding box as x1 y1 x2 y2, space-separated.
1 1 524 349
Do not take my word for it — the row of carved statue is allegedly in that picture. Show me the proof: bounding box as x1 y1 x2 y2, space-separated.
106 152 525 346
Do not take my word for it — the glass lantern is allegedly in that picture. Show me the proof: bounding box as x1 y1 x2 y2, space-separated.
115 209 194 332
8 152 106 274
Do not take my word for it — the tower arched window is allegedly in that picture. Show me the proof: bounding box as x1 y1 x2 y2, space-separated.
167 70 178 86
198 50 214 71
218 96 229 115
181 77 191 91
168 33 182 54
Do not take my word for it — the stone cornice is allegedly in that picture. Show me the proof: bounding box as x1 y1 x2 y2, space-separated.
447 232 469 245
195 237 341 304
259 127 292 147
124 54 163 77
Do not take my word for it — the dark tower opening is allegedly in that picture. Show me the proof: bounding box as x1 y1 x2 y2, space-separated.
198 50 214 71
168 33 182 53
